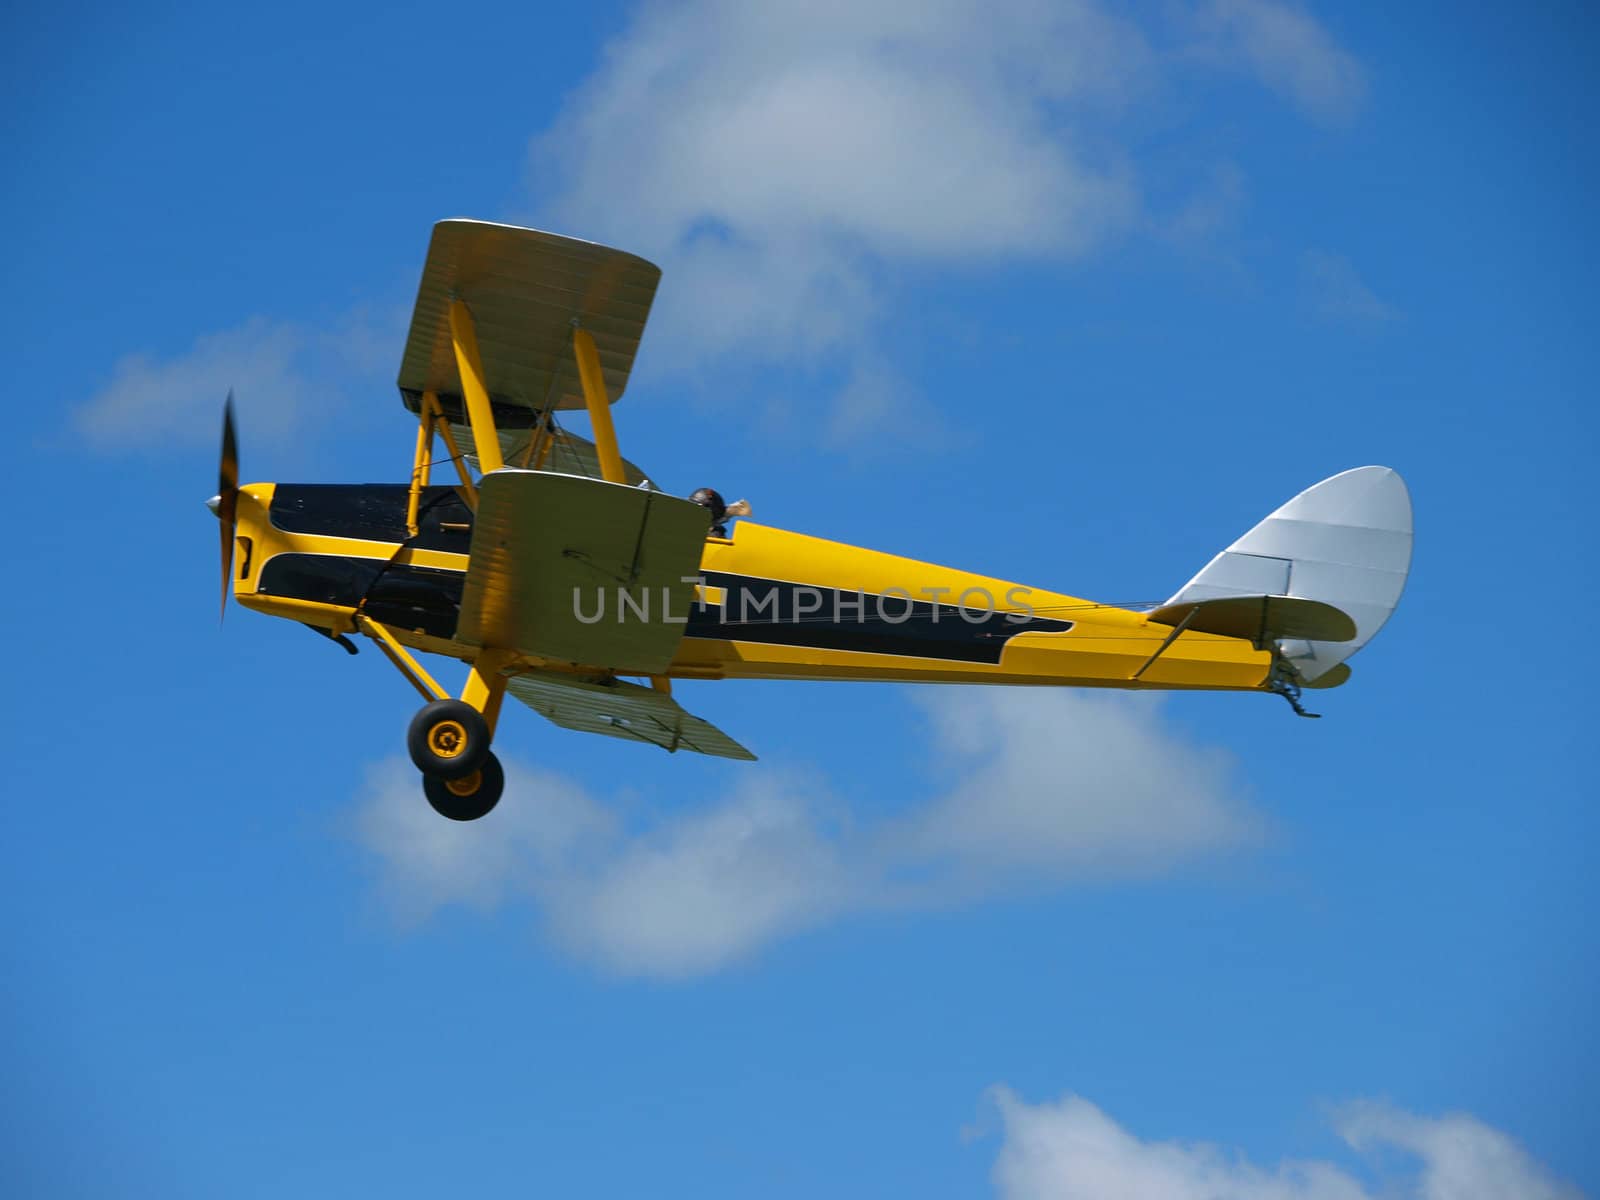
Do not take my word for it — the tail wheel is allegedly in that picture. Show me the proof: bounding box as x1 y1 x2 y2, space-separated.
407 698 490 780
423 752 504 822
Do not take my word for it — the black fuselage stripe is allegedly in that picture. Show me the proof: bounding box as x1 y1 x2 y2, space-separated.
685 573 1071 664
255 483 1072 665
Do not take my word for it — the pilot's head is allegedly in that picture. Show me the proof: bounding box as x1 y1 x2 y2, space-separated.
689 487 727 522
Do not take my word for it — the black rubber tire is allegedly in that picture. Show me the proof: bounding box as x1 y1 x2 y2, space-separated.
407 699 490 780
423 752 504 822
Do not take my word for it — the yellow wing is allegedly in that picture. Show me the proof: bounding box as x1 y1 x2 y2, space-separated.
397 218 662 420
454 469 708 673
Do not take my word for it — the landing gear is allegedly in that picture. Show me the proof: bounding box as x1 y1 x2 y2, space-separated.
356 612 511 820
423 752 504 821
407 698 491 779
409 697 501 819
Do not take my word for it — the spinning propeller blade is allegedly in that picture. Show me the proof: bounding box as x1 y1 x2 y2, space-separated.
217 392 239 622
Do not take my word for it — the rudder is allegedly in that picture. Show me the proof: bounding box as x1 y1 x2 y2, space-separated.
1160 466 1413 684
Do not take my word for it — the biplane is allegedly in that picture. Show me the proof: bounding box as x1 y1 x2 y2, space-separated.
211 219 1412 821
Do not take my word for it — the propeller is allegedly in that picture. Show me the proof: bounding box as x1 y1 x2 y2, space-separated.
215 392 239 622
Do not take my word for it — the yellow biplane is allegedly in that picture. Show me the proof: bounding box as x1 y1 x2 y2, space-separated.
212 220 1412 820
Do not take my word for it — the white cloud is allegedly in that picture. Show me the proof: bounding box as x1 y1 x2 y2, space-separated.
546 769 860 975
76 317 311 448
352 688 1260 976
528 0 1369 433
1336 1102 1584 1200
1300 250 1398 324
537 1 1145 257
81 4 1370 455
351 756 619 924
985 1087 1583 1200
1191 0 1367 125
529 1 1144 428
75 304 403 450
894 690 1260 886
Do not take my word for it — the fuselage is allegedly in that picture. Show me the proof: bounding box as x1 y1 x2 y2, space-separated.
230 482 1273 692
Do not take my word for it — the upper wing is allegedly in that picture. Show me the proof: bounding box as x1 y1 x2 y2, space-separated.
506 670 757 761
398 219 662 421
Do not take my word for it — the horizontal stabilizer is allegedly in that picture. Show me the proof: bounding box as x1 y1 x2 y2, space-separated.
1147 595 1356 645
506 671 757 760
1302 662 1351 690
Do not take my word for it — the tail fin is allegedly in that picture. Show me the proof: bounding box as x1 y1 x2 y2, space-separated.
1159 466 1413 684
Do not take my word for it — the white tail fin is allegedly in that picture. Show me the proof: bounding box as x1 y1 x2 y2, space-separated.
1162 466 1413 683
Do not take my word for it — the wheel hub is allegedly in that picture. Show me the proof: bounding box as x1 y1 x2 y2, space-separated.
444 770 483 797
428 720 468 758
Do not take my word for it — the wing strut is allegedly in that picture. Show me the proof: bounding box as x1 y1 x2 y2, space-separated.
439 304 629 493
404 391 435 535
404 390 478 534
448 300 505 475
572 323 628 485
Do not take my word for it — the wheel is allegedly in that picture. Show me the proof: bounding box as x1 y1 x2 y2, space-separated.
423 752 504 822
407 698 490 780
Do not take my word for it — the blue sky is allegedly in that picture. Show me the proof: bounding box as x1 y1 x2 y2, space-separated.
4 1 1595 1196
